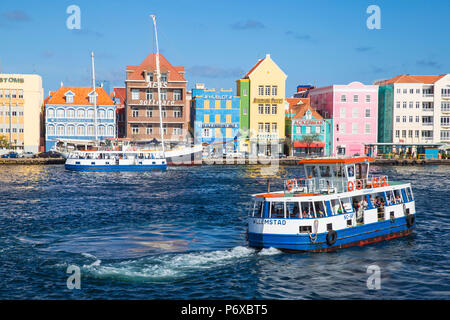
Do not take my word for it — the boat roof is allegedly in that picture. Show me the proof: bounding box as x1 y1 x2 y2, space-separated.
298 156 375 165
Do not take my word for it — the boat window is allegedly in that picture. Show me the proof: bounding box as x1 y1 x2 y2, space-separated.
286 201 300 219
346 165 355 178
314 201 326 217
393 190 403 204
319 166 331 177
365 195 375 209
252 201 263 217
406 187 414 201
385 190 395 206
340 197 353 212
270 202 285 218
300 201 314 219
334 165 344 177
372 193 386 208
330 199 343 215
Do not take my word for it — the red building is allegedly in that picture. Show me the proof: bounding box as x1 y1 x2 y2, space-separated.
113 87 126 138
125 53 189 145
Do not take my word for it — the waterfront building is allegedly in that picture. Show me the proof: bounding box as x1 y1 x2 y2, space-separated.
0 74 43 152
236 54 287 156
113 87 126 138
375 74 450 147
125 53 189 146
285 98 332 157
293 85 316 98
44 87 116 151
190 84 241 155
310 81 378 157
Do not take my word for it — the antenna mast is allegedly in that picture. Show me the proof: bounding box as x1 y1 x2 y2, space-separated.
91 52 98 142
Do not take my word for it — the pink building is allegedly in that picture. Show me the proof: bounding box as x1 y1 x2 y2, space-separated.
310 81 378 157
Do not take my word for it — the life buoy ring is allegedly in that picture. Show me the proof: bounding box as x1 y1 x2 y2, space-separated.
326 230 337 246
347 181 354 192
356 179 363 190
380 176 386 187
372 177 380 188
406 214 415 228
286 180 294 191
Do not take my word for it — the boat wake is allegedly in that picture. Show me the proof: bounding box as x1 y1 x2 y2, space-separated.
80 246 281 282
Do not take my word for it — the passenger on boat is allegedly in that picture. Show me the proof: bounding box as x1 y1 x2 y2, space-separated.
362 198 368 209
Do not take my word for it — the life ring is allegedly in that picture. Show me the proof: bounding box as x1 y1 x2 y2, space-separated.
406 214 415 228
380 176 387 187
347 181 354 192
372 177 380 188
286 180 294 191
356 179 363 190
326 230 337 246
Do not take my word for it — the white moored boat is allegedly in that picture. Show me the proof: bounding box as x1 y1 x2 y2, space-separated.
247 156 416 252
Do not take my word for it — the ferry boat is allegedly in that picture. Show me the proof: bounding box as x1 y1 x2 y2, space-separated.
65 150 166 171
247 156 416 252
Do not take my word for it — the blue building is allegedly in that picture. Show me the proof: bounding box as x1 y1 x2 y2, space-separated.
190 85 241 155
45 87 116 151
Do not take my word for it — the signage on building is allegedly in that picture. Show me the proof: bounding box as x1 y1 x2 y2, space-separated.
202 123 238 128
147 82 168 88
139 100 175 106
202 94 233 100
256 133 279 140
293 119 323 126
253 98 283 104
0 77 25 84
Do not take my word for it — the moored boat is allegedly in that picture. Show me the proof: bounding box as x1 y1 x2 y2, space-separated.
65 150 166 171
247 156 416 251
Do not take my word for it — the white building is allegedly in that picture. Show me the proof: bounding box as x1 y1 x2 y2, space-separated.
376 74 450 145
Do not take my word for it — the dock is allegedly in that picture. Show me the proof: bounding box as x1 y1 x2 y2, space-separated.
0 158 66 165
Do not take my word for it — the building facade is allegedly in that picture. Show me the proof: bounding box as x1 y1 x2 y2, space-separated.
375 74 450 145
191 84 241 155
236 54 287 156
286 100 332 157
0 74 43 152
125 53 189 146
113 87 126 138
45 87 116 151
310 81 378 157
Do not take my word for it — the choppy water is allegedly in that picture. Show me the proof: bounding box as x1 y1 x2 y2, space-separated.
0 164 449 299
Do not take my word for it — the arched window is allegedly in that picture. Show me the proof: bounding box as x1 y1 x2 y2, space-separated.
57 125 65 136
107 109 114 119
107 125 114 136
87 109 94 119
67 109 75 119
77 109 85 119
98 125 105 136
47 108 55 118
78 125 85 136
87 125 94 136
98 109 106 119
67 125 75 136
47 125 55 136
56 109 65 118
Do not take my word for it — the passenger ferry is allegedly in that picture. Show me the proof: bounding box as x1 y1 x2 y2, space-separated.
65 150 166 171
247 156 416 251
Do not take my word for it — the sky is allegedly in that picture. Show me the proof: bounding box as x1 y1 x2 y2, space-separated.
0 0 449 96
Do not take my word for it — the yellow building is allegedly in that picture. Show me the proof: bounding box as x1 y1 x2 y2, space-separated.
0 74 43 152
237 54 287 156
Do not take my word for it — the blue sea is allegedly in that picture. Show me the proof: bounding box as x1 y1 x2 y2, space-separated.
0 164 449 299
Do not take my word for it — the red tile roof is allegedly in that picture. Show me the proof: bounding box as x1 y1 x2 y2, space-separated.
126 53 186 82
377 74 446 85
243 58 265 78
286 98 310 115
113 87 126 105
292 104 323 120
46 87 114 106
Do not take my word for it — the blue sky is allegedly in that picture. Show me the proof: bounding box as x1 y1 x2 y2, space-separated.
0 0 449 96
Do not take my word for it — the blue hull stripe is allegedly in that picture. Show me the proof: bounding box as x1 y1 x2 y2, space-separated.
248 216 415 251
65 164 167 172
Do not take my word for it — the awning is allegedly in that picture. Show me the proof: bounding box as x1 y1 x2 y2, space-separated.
293 141 325 148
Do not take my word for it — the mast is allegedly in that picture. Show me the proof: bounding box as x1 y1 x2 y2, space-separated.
91 52 98 142
150 14 166 156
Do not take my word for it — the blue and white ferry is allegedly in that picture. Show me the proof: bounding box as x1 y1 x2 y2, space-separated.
65 150 167 171
247 157 416 252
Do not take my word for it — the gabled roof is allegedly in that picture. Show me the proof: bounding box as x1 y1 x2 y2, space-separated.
244 58 265 78
378 74 447 85
46 87 114 106
113 87 126 105
126 53 186 82
292 104 323 120
285 98 311 116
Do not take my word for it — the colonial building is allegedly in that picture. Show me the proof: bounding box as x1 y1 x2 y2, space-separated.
237 54 287 156
310 81 378 157
125 53 189 146
44 87 116 151
190 84 241 156
375 74 450 145
0 74 43 152
286 99 332 157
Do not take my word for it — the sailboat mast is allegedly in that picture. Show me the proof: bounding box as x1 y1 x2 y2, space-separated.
150 14 166 155
91 52 98 142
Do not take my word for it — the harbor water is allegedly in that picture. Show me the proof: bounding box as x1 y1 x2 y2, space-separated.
0 164 449 299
